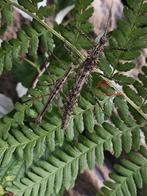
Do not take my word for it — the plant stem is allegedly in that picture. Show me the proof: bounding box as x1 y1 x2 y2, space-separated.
31 58 50 89
7 0 85 61
24 58 40 73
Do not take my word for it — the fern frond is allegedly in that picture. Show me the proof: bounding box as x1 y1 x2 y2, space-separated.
0 71 142 167
0 121 61 167
99 146 147 196
2 119 142 195
60 0 93 50
100 0 147 75
7 0 84 61
0 95 96 167
0 21 54 75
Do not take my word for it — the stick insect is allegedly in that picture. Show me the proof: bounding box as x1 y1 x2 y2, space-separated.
34 0 136 125
31 0 113 125
33 0 141 129
35 63 74 123
61 1 114 129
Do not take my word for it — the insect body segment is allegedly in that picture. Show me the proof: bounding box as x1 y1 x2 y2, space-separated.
62 35 107 129
35 64 74 124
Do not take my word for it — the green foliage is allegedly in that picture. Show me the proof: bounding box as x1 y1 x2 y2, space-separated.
100 0 147 77
99 146 147 196
0 0 147 195
18 0 55 18
59 0 93 50
0 20 54 77
2 123 142 195
0 0 13 34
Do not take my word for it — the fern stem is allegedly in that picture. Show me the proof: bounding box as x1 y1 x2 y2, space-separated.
7 0 85 61
31 58 50 88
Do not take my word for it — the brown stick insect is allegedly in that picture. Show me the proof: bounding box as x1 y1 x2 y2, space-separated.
61 1 114 129
34 0 113 125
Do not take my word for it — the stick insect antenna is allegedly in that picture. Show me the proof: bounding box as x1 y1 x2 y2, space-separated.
104 0 113 36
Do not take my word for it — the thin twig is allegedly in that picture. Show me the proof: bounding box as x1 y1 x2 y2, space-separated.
31 58 50 88
24 58 41 73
